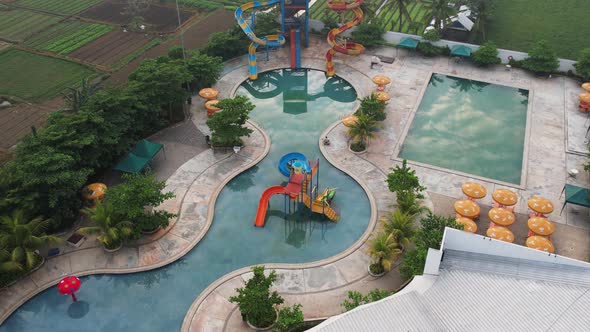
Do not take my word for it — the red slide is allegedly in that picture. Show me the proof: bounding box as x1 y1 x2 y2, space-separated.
290 29 296 68
254 185 287 227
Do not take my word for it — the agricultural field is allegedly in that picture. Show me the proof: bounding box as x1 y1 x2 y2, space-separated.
80 2 196 33
24 20 112 55
0 48 95 101
14 0 103 15
172 0 250 12
0 8 62 42
310 0 383 20
69 30 157 68
482 0 590 60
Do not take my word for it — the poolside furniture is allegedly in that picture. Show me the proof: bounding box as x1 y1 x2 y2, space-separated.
454 199 480 218
527 196 554 217
372 75 391 91
198 88 219 100
527 217 555 237
205 99 222 117
526 235 555 253
492 188 518 209
83 183 107 206
455 216 477 233
486 226 514 243
461 182 487 201
559 184 590 215
375 91 391 103
488 207 515 227
450 45 472 58
114 139 164 174
341 115 358 127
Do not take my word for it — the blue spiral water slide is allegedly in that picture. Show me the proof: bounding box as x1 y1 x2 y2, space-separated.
235 0 286 80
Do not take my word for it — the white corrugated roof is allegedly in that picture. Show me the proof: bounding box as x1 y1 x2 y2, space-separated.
311 249 590 332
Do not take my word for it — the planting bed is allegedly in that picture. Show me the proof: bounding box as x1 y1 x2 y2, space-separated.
24 19 112 54
0 8 62 42
0 48 95 101
80 1 196 33
69 30 156 67
14 0 103 15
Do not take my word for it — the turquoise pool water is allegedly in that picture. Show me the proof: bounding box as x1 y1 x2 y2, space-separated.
399 74 529 184
0 69 370 331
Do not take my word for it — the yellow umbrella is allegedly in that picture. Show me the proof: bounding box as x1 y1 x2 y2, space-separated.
198 88 219 100
342 115 358 127
454 199 480 218
374 91 391 103
527 197 554 214
205 100 221 111
456 217 477 233
461 182 487 199
488 208 515 227
83 183 107 201
492 188 518 206
579 93 590 104
582 82 590 92
526 236 555 253
486 226 514 243
527 217 555 236
372 75 391 91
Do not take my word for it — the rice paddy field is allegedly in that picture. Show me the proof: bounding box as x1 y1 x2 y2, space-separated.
24 20 112 55
0 9 62 42
14 0 103 15
0 48 95 101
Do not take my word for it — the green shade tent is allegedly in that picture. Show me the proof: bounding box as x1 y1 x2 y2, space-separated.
451 45 472 57
397 37 419 50
114 139 163 174
560 184 590 215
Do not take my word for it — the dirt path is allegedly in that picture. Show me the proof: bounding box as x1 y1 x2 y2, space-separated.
109 9 235 84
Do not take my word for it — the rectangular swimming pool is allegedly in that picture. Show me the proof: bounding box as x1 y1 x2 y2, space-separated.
398 73 529 185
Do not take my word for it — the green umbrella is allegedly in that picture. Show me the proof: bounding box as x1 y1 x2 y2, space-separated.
397 37 419 50
451 45 472 58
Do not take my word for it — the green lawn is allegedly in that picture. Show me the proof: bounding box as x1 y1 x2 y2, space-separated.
0 9 62 42
483 0 590 60
0 49 95 101
24 20 112 54
15 0 103 15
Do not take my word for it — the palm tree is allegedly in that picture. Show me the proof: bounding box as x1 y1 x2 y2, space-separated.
63 78 101 113
466 0 494 40
0 211 62 272
367 232 402 273
391 0 413 32
397 191 431 216
348 114 378 147
380 209 415 247
422 0 457 33
79 201 133 250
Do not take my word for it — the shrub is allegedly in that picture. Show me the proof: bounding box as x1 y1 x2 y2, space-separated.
230 266 284 328
203 29 249 61
253 12 280 37
366 232 402 274
387 160 426 199
399 213 462 280
80 201 134 250
522 40 559 75
351 19 385 48
472 42 501 66
341 289 392 312
206 96 255 146
348 114 378 148
321 13 339 33
105 173 175 236
417 42 444 57
273 304 304 332
574 48 590 81
356 93 386 121
422 29 441 42
350 140 366 152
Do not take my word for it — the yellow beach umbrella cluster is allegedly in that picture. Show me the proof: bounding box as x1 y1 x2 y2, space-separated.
341 115 358 127
578 83 590 112
372 75 390 91
199 88 221 117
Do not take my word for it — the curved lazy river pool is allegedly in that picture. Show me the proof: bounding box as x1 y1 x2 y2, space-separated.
0 69 371 331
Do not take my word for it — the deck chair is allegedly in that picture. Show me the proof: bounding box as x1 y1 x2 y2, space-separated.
559 184 590 215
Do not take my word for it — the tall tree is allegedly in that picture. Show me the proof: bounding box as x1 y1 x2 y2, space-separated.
63 78 101 113
391 0 412 32
465 0 494 40
206 96 255 146
422 0 457 33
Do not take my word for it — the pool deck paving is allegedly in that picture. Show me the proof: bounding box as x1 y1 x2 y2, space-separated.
2 35 590 329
